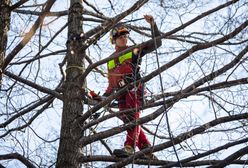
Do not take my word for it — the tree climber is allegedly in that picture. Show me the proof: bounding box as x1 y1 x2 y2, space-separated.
103 15 162 159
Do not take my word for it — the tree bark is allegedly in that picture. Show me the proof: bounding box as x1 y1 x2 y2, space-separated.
0 0 10 88
56 0 85 168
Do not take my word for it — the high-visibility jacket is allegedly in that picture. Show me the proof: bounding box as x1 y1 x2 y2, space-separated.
105 49 142 94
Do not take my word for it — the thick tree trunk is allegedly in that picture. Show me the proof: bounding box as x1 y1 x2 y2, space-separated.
0 0 10 88
56 0 85 168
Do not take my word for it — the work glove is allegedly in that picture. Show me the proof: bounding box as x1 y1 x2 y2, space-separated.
89 91 102 101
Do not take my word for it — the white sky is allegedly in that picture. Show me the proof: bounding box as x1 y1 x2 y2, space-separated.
1 0 248 167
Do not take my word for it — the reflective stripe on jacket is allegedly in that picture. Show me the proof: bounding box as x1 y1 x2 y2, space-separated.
105 50 139 93
107 52 132 70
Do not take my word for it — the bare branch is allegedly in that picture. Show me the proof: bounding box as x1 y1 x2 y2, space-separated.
4 71 62 100
80 155 248 167
0 153 36 168
0 97 54 138
3 0 56 70
208 145 248 168
108 113 248 167
0 96 53 128
166 137 248 167
9 0 29 10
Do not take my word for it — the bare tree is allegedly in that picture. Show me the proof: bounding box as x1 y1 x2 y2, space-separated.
0 0 11 88
0 0 247 168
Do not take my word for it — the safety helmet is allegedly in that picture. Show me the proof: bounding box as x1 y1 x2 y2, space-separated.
110 25 130 44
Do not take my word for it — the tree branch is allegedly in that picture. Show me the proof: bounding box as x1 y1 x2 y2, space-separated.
0 153 36 168
165 137 248 167
80 106 248 148
3 0 56 70
208 145 248 168
4 71 62 100
79 155 248 167
0 96 53 128
108 113 248 167
9 0 29 10
79 31 248 130
79 0 242 81
0 97 54 138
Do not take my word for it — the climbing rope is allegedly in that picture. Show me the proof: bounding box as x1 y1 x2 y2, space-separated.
151 21 183 167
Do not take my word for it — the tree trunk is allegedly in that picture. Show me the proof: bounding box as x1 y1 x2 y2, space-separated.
56 0 85 168
0 0 10 88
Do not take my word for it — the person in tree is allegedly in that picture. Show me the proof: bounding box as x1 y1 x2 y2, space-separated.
103 15 162 159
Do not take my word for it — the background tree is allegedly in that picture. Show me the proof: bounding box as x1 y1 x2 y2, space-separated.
0 0 247 167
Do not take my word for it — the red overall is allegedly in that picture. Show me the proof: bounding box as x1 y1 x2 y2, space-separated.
105 47 151 150
118 89 150 149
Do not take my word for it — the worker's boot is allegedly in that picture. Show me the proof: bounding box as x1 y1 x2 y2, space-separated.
113 145 134 158
140 144 158 160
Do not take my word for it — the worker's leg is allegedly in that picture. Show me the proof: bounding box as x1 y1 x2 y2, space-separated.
137 128 150 150
117 90 158 159
119 91 141 148
125 90 152 150
123 112 140 148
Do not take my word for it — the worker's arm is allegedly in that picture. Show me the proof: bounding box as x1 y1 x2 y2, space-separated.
140 15 162 55
103 75 113 97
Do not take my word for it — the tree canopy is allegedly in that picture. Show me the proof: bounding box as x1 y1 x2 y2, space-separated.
0 0 247 167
